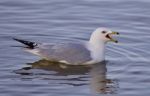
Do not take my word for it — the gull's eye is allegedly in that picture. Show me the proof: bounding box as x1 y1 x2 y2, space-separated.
102 31 107 34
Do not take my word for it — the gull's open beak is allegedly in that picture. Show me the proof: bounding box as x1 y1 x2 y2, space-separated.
106 32 119 43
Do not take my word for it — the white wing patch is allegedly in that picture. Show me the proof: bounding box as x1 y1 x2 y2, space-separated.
59 60 70 64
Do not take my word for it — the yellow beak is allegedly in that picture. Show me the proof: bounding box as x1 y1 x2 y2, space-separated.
109 32 119 43
111 32 119 35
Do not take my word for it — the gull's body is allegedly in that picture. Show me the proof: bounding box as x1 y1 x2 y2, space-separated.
13 27 119 65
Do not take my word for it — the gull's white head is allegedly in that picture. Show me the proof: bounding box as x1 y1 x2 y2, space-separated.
89 27 119 44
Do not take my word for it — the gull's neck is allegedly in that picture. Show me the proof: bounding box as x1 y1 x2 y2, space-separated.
89 40 105 49
88 35 106 62
89 31 106 49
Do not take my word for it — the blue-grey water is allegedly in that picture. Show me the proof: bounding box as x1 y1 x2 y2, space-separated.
1 0 150 96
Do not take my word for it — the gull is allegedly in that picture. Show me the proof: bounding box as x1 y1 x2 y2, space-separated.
13 27 119 65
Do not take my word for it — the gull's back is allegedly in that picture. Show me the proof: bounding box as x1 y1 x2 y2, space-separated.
32 43 92 65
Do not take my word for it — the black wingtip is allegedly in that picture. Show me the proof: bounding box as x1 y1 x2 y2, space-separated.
13 38 37 49
13 38 21 42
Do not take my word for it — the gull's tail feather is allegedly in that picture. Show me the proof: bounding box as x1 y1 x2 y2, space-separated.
13 38 38 49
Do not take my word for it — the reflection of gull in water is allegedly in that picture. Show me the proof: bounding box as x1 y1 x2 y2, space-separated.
13 27 119 65
14 60 118 94
90 62 118 94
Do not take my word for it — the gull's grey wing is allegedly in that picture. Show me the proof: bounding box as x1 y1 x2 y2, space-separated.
36 43 92 65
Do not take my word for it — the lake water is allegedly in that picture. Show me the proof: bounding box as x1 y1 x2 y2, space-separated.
0 0 150 96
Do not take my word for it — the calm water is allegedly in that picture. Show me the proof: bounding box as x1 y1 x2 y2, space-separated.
0 0 150 96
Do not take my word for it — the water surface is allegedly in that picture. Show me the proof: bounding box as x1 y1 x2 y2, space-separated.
0 0 150 96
